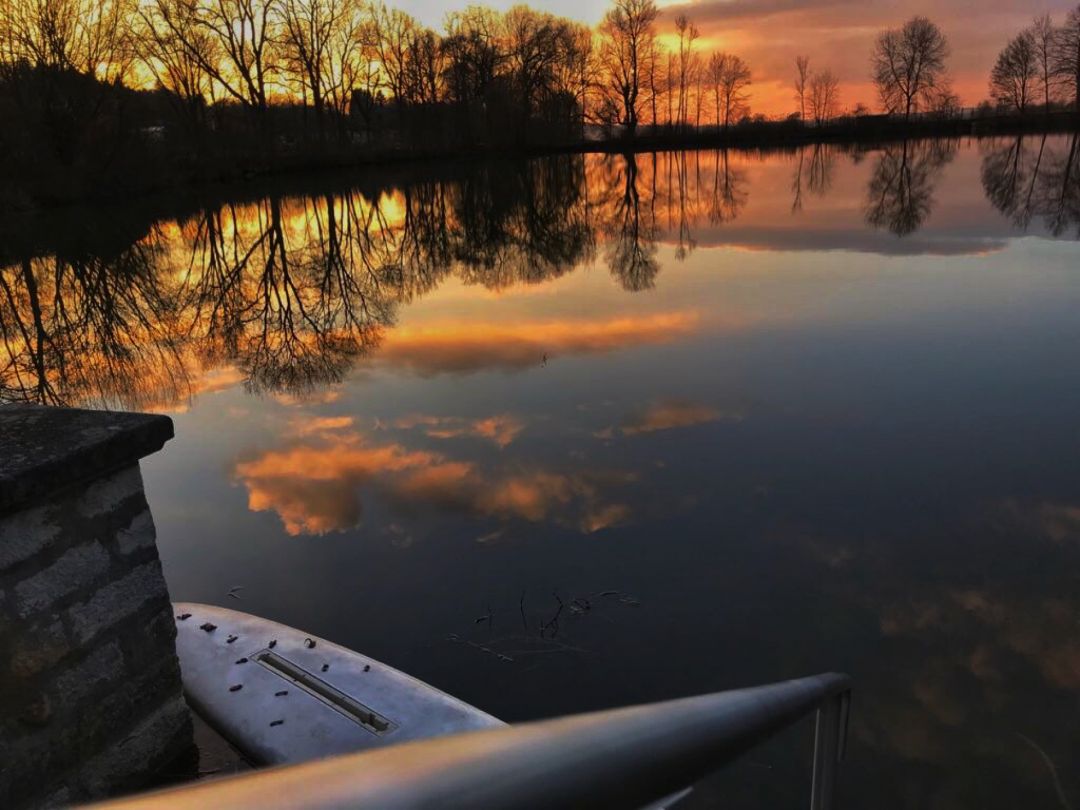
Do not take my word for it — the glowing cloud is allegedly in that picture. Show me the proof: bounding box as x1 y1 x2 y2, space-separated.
596 399 740 439
233 429 634 536
392 413 527 448
374 311 700 375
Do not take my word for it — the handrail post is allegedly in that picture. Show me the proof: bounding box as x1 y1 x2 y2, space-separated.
809 688 850 810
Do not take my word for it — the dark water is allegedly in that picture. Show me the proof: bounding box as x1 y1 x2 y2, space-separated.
3 136 1080 808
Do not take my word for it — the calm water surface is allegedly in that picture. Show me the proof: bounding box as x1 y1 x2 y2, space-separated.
3 136 1080 808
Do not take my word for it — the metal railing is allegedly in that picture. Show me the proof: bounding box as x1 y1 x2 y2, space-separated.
90 672 851 810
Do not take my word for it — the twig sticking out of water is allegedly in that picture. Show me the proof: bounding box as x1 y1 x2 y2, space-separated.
1017 732 1074 810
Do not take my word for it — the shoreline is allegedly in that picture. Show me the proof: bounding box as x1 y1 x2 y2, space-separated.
3 111 1077 215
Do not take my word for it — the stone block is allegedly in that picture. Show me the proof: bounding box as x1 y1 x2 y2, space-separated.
122 603 179 671
39 786 72 808
10 618 71 679
78 696 193 797
54 641 125 710
1 406 182 806
0 406 172 515
67 561 168 644
14 542 110 618
115 509 155 555
78 466 144 519
0 503 61 571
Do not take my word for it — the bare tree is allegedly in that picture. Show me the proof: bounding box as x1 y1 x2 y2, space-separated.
138 0 221 128
193 0 280 115
1 0 136 82
674 14 699 127
710 52 750 130
598 0 658 135
794 54 810 120
665 49 675 125
504 7 578 131
554 22 596 136
440 6 501 105
278 0 365 138
367 5 422 106
809 68 840 124
1031 14 1058 110
872 16 951 120
707 52 723 126
644 37 662 126
990 30 1037 113
1055 4 1080 111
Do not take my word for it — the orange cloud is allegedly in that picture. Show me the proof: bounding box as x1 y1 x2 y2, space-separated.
288 415 356 437
374 311 699 375
233 429 634 536
393 413 526 448
595 399 739 439
656 0 1073 116
621 399 737 435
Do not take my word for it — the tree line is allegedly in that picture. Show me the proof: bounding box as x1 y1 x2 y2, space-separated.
0 0 758 153
3 0 1080 207
989 10 1080 113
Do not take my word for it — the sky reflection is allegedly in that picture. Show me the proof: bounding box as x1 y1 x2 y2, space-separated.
4 140 1080 808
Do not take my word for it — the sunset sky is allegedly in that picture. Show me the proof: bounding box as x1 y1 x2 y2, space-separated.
393 0 1078 116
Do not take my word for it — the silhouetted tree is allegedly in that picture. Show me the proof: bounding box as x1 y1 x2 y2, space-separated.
138 0 219 132
809 69 840 124
872 16 951 120
794 55 810 121
0 0 136 82
278 0 365 140
1054 5 1080 111
708 52 750 130
194 0 279 117
598 0 658 135
1031 14 1058 111
673 14 698 128
990 30 1037 112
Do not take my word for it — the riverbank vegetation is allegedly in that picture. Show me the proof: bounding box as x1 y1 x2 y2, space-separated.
2 0 1080 207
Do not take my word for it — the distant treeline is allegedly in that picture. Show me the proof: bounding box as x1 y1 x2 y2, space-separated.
3 0 1080 208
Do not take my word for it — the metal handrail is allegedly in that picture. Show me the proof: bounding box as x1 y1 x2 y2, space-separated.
90 672 851 810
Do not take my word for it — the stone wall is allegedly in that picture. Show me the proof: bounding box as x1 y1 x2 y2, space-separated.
0 407 194 808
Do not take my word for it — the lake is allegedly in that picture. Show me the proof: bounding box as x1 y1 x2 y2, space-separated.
3 135 1079 808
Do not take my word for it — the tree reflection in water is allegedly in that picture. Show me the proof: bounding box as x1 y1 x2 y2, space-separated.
1 151 756 408
599 153 659 291
865 139 957 237
0 234 186 407
9 138 1080 410
981 133 1080 237
791 143 837 213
